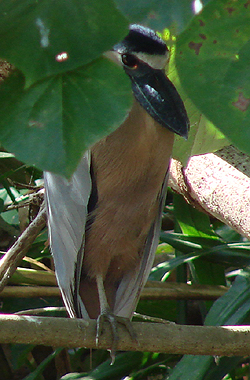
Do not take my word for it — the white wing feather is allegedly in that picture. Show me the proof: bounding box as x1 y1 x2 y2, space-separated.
44 152 91 319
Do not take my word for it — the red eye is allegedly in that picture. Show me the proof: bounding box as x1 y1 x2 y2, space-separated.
121 54 138 69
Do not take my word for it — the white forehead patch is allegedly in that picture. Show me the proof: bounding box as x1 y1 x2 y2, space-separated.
134 50 169 70
104 48 169 70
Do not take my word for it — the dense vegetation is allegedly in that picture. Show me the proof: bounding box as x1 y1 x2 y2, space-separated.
0 0 250 379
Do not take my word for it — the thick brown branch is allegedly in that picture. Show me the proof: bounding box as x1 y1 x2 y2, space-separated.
0 314 249 356
170 146 250 239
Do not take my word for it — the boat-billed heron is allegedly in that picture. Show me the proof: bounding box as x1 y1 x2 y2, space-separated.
44 24 189 358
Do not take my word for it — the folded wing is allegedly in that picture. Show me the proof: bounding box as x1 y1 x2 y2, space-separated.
44 152 92 319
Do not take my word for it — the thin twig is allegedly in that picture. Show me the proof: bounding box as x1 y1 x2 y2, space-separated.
15 307 66 315
3 188 44 211
133 312 175 324
22 256 53 272
0 203 47 292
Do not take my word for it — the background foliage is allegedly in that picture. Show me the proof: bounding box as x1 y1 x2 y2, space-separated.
0 0 250 379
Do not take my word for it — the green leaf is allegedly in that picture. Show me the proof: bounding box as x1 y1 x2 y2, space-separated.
168 270 250 379
61 351 144 380
168 356 214 380
10 345 34 372
115 0 211 33
0 152 14 158
205 269 250 326
173 194 219 239
191 259 226 287
173 193 226 294
0 58 132 176
203 357 242 380
160 233 220 253
23 348 63 380
173 111 229 164
167 47 229 163
150 250 199 281
176 0 250 155
0 0 128 86
152 237 250 280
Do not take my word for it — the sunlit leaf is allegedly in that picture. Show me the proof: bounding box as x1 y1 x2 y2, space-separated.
0 152 14 158
115 0 212 32
176 0 250 156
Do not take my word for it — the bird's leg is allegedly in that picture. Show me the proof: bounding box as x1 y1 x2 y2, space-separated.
95 274 136 364
95 273 117 346
95 273 118 363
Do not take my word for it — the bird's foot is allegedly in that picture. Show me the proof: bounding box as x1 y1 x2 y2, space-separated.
96 312 137 364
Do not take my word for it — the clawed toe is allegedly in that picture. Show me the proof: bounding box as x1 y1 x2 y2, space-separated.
96 312 137 364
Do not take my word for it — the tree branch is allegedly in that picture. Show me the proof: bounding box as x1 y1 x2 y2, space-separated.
170 146 250 239
0 282 228 300
143 281 228 300
0 286 60 298
0 314 249 356
0 204 47 292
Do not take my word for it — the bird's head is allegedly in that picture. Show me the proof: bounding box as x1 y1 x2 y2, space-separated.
107 24 189 139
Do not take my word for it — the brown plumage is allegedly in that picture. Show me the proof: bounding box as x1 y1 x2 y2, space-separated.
80 100 174 318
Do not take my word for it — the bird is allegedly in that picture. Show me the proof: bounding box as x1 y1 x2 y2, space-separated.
44 24 189 360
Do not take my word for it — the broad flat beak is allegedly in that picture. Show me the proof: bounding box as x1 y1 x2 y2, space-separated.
129 69 189 138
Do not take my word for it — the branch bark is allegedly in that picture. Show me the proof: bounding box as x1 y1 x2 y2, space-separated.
170 146 250 239
0 314 249 357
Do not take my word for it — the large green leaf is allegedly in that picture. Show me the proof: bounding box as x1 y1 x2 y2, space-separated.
115 0 211 32
167 44 229 163
0 58 132 175
176 0 250 155
0 0 128 86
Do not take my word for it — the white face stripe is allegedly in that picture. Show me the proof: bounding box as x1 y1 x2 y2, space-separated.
104 49 169 70
134 51 169 70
